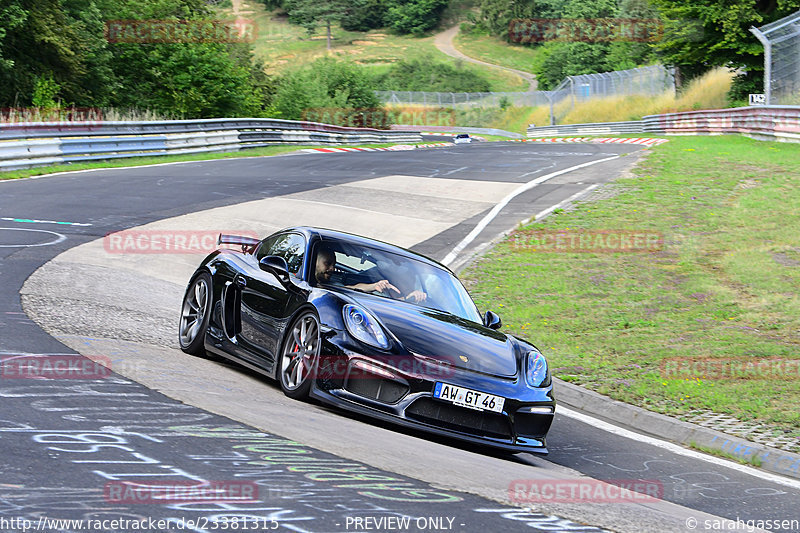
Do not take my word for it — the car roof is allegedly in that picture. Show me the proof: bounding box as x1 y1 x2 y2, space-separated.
286 226 452 273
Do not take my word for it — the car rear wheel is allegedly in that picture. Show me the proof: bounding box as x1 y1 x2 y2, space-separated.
179 272 212 356
279 311 320 400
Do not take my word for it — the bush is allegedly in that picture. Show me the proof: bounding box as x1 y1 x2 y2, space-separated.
373 56 491 92
385 0 450 35
274 57 390 126
340 0 388 31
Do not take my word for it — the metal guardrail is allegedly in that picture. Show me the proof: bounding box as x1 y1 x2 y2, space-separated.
391 125 525 138
526 106 800 143
528 121 646 136
0 118 422 171
643 106 800 142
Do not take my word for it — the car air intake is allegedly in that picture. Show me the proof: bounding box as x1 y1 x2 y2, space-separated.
405 397 512 440
344 363 409 404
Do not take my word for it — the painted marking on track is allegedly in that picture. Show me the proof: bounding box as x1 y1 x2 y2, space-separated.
440 166 468 176
0 227 66 247
1 217 92 227
441 155 619 265
558 406 800 490
525 183 600 224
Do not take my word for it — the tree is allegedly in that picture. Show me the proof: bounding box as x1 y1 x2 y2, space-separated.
98 0 270 117
650 0 800 97
0 0 115 107
0 1 26 72
274 57 382 121
385 0 450 35
473 0 541 38
284 0 350 50
373 56 492 92
340 0 388 32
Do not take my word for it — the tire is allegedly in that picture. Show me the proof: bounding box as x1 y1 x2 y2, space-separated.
279 311 321 400
178 272 212 356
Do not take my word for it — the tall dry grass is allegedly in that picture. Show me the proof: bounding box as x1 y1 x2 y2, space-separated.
383 68 735 134
556 67 734 125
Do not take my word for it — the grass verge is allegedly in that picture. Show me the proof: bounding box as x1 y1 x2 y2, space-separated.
461 135 800 437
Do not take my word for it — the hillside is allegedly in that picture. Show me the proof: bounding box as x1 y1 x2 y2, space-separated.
219 0 527 92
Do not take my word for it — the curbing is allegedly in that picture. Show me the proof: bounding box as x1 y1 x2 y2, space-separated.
554 377 800 481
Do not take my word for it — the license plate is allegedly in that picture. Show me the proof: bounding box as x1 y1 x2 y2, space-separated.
433 382 505 413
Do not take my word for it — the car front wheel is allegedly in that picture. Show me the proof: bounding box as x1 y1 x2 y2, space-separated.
279 311 321 400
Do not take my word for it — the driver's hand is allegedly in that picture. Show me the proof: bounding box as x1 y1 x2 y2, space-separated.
372 279 401 295
404 290 427 303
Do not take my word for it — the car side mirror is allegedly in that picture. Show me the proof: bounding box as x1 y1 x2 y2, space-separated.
484 310 502 330
259 255 290 285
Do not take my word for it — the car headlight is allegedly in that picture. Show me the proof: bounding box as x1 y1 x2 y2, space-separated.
525 349 549 387
343 304 389 349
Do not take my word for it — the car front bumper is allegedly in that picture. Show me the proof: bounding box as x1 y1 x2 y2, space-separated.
312 337 555 454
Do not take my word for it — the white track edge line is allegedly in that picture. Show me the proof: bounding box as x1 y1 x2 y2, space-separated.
441 155 619 266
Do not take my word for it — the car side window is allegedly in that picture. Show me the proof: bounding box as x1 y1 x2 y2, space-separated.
265 233 306 277
255 236 279 261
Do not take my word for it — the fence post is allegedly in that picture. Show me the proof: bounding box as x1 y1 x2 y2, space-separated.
750 26 772 106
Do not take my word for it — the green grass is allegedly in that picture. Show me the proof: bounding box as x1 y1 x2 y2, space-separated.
220 1 526 92
453 31 539 75
0 143 414 181
461 136 800 434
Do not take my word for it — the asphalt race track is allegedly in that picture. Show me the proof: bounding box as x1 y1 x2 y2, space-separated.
2 142 799 533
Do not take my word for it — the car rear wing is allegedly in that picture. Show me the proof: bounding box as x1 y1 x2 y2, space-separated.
218 233 260 253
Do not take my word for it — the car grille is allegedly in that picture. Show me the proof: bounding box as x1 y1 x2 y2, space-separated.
405 398 512 440
344 370 409 404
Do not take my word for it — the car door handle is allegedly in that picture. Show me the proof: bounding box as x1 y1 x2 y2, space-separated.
234 275 247 287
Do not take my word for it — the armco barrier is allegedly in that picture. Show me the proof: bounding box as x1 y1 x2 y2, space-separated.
643 106 800 142
0 118 422 171
528 121 646 137
527 106 800 142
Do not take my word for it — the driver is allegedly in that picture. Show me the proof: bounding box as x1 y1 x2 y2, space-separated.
315 246 427 303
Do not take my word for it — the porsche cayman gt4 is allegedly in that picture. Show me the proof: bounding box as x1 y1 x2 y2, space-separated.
179 227 554 453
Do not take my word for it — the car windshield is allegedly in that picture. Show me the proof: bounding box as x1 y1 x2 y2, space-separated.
313 239 482 323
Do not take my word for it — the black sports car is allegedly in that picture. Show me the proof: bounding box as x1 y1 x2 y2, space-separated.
178 227 554 453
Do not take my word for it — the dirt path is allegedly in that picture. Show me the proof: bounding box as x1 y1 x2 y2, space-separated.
433 25 537 92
